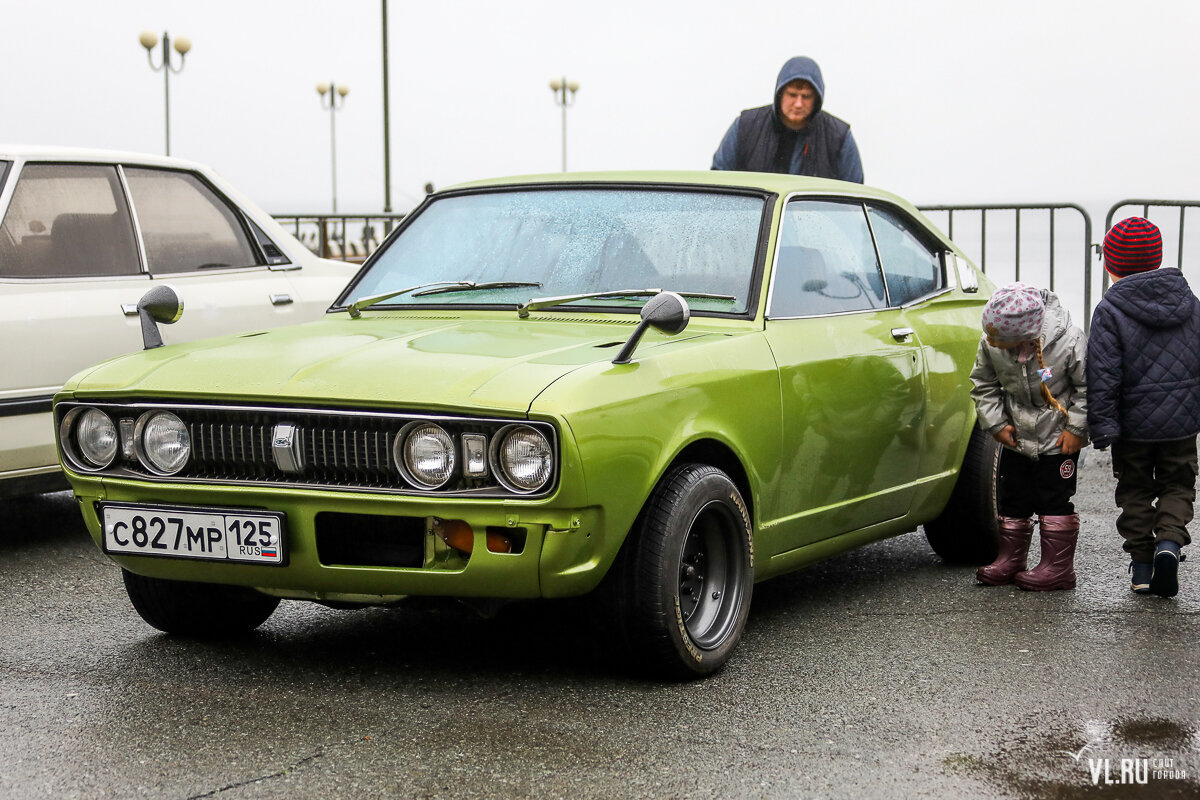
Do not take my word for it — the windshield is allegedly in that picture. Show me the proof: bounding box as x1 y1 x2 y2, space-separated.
341 188 766 314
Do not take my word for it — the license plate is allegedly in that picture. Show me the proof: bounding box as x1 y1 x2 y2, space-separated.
100 503 287 565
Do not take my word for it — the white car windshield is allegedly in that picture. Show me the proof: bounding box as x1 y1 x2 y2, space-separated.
343 188 766 314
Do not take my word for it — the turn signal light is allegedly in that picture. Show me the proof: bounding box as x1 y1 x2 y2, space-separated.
432 518 512 554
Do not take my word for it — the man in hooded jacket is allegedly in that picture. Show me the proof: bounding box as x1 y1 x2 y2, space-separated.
712 56 863 182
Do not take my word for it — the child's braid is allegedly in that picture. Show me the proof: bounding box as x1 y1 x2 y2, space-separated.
1036 338 1068 416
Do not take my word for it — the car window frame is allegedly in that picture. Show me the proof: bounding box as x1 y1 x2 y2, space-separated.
0 160 146 281
863 201 953 309
118 164 282 276
766 194 894 321
331 181 777 322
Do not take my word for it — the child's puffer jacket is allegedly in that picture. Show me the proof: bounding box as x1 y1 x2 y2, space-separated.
1086 268 1200 447
969 290 1089 458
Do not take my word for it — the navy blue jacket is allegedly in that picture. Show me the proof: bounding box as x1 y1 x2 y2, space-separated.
1086 268 1200 447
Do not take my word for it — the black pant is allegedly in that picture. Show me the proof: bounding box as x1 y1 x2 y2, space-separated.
997 448 1077 518
1111 437 1197 561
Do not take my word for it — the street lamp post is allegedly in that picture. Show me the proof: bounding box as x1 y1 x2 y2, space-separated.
316 81 350 213
548 77 580 172
138 30 192 156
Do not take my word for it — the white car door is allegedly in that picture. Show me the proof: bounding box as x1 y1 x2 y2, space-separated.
0 162 152 482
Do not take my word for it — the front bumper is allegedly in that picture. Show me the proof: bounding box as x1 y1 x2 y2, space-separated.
72 478 610 602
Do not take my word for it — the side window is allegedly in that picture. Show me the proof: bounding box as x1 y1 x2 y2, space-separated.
0 163 140 278
770 199 886 317
868 206 944 306
123 168 260 274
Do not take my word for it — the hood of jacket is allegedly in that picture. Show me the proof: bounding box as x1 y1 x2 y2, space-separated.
1102 268 1199 329
774 56 825 122
1037 288 1073 346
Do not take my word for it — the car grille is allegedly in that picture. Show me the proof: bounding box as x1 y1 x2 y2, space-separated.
56 401 557 497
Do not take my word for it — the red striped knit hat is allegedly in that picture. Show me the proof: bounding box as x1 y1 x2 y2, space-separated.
1104 217 1162 277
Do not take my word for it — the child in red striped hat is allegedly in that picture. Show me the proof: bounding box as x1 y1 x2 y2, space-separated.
970 282 1089 590
1087 216 1198 598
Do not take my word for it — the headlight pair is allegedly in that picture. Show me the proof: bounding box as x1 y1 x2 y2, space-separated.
62 408 189 476
395 422 553 494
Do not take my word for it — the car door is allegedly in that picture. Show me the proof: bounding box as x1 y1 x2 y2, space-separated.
762 198 927 552
121 167 303 343
0 162 155 478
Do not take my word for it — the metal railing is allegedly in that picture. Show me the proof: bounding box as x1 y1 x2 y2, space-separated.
918 203 1094 330
273 213 406 263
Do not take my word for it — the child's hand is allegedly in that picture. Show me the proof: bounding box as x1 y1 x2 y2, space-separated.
993 425 1017 448
1056 430 1084 455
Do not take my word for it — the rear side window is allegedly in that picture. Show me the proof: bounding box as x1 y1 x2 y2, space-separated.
124 167 260 274
770 199 887 317
0 163 140 278
868 206 944 306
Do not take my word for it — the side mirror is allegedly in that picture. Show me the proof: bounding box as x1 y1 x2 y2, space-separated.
137 285 184 349
612 291 690 365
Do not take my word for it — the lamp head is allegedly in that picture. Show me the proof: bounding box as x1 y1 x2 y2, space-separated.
138 31 158 50
173 35 191 55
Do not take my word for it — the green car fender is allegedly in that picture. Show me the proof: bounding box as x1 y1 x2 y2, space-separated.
532 329 782 596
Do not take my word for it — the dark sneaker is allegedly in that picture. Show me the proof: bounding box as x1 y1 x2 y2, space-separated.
1150 541 1182 598
1129 560 1153 594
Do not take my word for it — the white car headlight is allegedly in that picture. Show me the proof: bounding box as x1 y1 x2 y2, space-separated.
74 408 119 469
136 411 191 475
397 423 456 489
492 425 553 494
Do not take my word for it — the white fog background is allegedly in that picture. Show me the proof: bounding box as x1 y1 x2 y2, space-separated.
4 0 1199 318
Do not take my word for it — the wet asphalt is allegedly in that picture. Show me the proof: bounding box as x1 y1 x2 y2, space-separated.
2 448 1198 800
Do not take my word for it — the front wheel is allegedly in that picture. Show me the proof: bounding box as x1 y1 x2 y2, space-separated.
122 569 280 636
613 464 754 679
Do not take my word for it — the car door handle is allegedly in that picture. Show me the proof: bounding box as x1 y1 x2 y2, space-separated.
270 293 293 306
890 327 915 341
121 303 139 317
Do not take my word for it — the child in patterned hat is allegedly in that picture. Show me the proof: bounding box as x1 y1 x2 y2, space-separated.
1088 217 1198 598
969 282 1089 590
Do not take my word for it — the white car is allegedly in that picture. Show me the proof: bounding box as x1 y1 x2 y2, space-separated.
0 146 358 496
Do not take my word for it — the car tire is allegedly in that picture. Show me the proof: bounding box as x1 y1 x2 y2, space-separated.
612 464 754 679
924 425 1002 564
121 569 280 635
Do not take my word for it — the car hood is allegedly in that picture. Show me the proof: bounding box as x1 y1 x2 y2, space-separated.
64 314 709 414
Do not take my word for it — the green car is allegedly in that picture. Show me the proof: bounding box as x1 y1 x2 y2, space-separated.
54 171 998 678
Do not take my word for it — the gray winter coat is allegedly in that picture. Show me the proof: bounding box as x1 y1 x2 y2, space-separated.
969 290 1088 458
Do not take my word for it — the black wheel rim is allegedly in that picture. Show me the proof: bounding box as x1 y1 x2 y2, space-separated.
677 499 747 650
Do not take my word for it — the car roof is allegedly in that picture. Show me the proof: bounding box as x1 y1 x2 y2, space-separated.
445 169 906 202
0 144 205 171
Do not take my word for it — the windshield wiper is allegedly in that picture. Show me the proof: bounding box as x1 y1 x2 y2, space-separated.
346 281 540 318
517 289 736 318
411 280 542 298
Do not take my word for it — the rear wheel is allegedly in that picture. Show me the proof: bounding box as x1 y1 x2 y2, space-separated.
122 569 280 635
924 426 1002 563
612 464 754 679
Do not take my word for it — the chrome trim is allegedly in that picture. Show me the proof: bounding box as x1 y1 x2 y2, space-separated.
271 423 305 473
115 164 150 275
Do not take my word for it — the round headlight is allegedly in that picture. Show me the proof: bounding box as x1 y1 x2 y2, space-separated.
74 408 118 469
493 425 553 494
137 411 190 475
397 423 456 489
